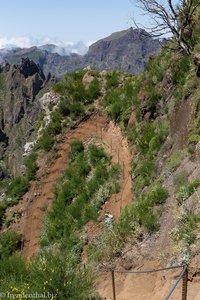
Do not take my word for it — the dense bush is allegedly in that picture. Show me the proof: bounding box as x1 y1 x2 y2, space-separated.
106 71 120 89
24 152 38 181
166 151 186 172
0 231 22 259
47 111 62 135
58 96 71 116
132 156 156 195
38 131 54 151
88 144 109 166
146 86 163 111
171 213 200 245
86 78 101 102
3 152 37 209
0 255 29 290
171 55 192 86
0 203 6 227
0 251 94 298
6 176 29 201
69 140 85 161
145 183 169 205
69 101 85 117
176 178 200 203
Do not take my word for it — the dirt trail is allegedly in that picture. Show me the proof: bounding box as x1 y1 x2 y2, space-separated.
7 112 132 260
6 111 200 299
96 263 183 300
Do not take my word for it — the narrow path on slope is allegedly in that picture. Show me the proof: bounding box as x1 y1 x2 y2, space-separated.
7 111 132 260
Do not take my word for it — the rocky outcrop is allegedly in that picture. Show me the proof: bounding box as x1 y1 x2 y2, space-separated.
0 58 55 175
84 28 161 75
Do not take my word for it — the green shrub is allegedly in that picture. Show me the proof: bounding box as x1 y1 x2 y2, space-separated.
29 251 94 298
146 86 163 111
88 144 108 166
86 78 101 102
6 176 29 201
24 152 38 181
0 203 6 227
0 255 28 283
173 172 189 191
70 101 85 117
115 205 140 241
69 140 84 161
87 164 109 197
171 214 200 245
0 231 22 259
171 55 192 86
132 155 156 195
104 89 120 107
166 151 186 172
135 122 156 155
176 179 200 203
146 56 164 82
38 131 54 151
53 81 67 94
128 126 138 144
59 97 71 116
146 183 169 205
106 71 120 89
47 111 62 135
135 200 158 232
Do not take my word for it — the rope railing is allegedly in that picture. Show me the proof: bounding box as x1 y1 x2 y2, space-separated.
99 264 184 274
164 265 188 300
98 264 188 300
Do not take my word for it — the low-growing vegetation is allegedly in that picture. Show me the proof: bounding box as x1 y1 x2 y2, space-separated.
0 141 120 297
165 150 187 173
37 70 101 152
176 179 200 204
88 181 168 263
170 211 200 247
40 141 120 248
4 152 38 204
0 152 38 226
1 10 200 292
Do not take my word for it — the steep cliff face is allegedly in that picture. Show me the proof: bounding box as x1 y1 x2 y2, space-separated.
0 58 54 176
4 47 85 79
85 28 161 74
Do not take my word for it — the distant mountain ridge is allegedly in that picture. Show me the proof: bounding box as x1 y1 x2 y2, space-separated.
0 28 162 77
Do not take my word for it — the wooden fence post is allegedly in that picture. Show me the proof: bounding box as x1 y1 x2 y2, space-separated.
182 266 188 300
111 269 116 300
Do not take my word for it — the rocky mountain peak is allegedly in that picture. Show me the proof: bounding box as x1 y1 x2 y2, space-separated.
85 28 160 74
0 28 161 77
19 57 45 80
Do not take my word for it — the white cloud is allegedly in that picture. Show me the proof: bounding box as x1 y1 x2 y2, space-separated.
0 36 90 55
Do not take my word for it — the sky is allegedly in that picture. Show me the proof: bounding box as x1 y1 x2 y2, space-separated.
0 0 140 52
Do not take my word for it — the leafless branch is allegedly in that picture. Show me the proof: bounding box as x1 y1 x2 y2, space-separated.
132 0 199 54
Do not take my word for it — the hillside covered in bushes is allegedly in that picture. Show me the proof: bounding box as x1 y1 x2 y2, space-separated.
0 1 200 299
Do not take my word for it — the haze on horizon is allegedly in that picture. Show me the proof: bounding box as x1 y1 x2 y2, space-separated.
0 0 142 53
